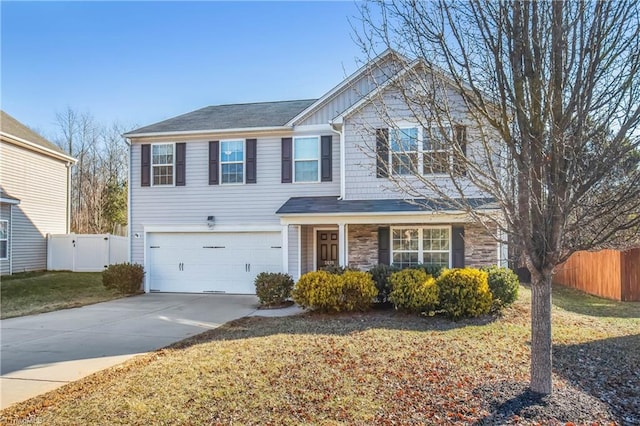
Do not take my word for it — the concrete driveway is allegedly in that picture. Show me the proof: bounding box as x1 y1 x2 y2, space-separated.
0 293 261 409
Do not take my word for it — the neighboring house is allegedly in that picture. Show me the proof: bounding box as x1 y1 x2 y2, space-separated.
125 50 505 294
0 111 76 275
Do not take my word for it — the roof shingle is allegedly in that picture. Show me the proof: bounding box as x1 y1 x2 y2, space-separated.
126 99 318 135
1 111 68 156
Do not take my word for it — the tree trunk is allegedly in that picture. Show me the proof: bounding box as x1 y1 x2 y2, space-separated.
530 273 553 394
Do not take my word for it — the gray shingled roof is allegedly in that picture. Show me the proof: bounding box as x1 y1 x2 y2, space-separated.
126 99 318 135
276 196 498 215
1 110 69 156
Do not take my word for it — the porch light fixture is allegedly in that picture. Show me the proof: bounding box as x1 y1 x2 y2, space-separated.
207 216 215 228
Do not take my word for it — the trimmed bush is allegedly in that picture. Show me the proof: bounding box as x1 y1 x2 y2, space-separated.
319 265 359 275
388 269 439 313
482 265 520 308
415 264 445 278
436 268 492 319
341 270 378 311
254 272 294 306
369 264 400 303
292 271 343 312
103 263 144 295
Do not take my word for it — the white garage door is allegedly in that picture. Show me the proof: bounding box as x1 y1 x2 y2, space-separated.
147 232 282 294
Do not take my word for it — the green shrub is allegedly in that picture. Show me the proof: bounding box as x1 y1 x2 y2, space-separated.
436 268 492 319
319 264 359 275
388 269 439 313
292 271 343 312
341 270 378 311
369 264 400 303
414 264 445 278
102 263 144 295
254 272 294 306
482 265 520 308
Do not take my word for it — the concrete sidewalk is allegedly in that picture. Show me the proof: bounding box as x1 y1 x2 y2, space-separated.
1 294 303 409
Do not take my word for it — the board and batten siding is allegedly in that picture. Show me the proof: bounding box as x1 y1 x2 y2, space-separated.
297 58 399 127
0 141 69 273
342 87 494 201
130 134 340 266
0 203 11 275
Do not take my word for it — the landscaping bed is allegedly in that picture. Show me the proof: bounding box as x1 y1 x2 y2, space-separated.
0 271 123 319
1 285 638 425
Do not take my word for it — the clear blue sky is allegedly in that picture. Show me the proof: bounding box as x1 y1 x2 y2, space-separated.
1 1 365 140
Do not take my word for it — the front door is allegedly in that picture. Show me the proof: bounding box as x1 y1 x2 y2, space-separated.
317 230 339 269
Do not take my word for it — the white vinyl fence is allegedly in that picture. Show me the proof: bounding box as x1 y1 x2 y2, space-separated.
47 234 129 272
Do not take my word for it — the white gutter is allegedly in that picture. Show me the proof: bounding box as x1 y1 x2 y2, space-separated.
124 125 292 139
329 120 345 199
1 132 77 163
0 197 19 205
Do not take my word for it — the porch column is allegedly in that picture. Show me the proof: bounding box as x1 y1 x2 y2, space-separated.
338 223 346 267
282 225 289 274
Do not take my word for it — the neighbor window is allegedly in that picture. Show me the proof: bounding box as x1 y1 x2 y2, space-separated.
220 140 244 184
391 227 450 268
294 136 319 182
388 126 452 175
152 143 174 185
0 220 7 260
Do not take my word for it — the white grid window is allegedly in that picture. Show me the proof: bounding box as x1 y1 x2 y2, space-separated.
423 127 452 174
391 227 451 269
220 140 244 184
152 143 174 186
388 126 453 175
390 128 418 175
294 137 319 182
0 220 8 260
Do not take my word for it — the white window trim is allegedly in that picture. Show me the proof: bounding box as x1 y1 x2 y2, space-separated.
293 135 320 183
0 220 8 260
388 125 454 177
220 139 246 185
390 225 452 268
151 142 175 187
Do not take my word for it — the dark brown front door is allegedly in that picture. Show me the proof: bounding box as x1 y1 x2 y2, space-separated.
317 230 339 268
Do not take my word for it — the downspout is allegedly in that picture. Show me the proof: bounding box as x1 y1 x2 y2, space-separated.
125 137 132 263
9 205 13 275
329 120 345 200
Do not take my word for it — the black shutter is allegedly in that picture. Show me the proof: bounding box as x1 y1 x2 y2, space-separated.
452 226 465 268
376 128 389 178
281 137 292 183
320 135 332 182
175 143 186 186
378 226 391 265
455 125 467 176
246 139 257 184
209 141 219 185
141 144 150 187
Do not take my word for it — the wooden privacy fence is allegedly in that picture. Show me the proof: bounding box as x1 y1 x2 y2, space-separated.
553 248 640 301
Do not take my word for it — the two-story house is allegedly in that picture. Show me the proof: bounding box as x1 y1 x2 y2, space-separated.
125 50 504 293
0 111 76 275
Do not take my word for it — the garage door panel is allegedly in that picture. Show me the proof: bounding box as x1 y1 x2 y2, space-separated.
147 232 282 294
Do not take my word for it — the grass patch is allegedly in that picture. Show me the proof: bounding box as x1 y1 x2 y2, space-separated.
1 271 122 319
1 285 638 425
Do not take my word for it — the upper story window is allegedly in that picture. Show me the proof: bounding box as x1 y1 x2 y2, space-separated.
0 220 8 260
294 136 320 182
152 143 174 186
385 126 454 176
220 140 244 184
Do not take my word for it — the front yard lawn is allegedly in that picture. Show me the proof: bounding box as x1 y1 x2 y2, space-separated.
1 271 123 319
2 284 638 425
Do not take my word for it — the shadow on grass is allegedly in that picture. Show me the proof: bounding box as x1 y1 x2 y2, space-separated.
551 284 640 319
553 334 640 424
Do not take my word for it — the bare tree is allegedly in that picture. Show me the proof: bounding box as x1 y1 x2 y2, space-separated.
54 108 130 235
354 0 640 394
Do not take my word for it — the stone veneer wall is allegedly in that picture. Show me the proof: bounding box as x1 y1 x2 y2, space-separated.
347 224 379 271
464 223 498 267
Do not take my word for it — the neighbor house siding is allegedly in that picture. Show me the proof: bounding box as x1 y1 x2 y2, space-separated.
342 88 491 201
130 135 341 265
0 141 69 273
0 203 11 275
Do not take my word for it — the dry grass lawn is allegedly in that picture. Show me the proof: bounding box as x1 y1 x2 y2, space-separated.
1 285 638 425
